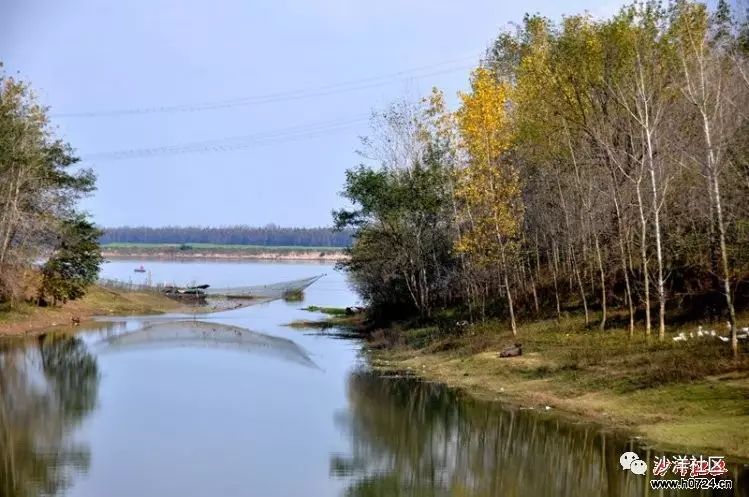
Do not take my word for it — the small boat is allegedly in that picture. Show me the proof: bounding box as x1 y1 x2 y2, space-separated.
134 265 146 273
161 284 210 296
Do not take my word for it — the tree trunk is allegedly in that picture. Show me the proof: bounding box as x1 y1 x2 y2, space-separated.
701 112 738 357
500 244 517 336
555 175 589 324
613 191 635 336
646 145 666 340
551 241 562 320
635 180 651 336
636 53 666 340
593 232 607 330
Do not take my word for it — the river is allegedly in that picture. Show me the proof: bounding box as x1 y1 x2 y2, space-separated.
0 260 745 496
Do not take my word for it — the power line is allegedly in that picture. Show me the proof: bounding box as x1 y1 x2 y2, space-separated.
80 115 369 162
53 56 476 118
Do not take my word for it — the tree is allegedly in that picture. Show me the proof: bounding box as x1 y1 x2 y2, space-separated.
455 67 523 335
40 215 103 305
0 69 95 304
671 0 747 357
334 100 459 319
334 1 749 357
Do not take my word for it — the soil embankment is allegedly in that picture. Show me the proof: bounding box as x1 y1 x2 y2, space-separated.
0 286 185 336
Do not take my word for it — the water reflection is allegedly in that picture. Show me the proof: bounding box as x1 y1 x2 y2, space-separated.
1 256 746 497
334 371 746 497
94 320 318 369
0 335 99 497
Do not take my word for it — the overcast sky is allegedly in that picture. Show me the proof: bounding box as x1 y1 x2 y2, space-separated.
2 0 627 227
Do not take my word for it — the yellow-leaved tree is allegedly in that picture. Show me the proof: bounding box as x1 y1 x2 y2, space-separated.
455 67 523 335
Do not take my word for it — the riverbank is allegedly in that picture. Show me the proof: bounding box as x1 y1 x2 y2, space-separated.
351 315 749 459
101 243 347 261
0 285 186 336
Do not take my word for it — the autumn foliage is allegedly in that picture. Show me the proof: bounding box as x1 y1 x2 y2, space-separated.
336 0 748 356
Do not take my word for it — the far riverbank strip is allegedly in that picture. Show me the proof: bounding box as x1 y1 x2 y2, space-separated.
101 243 348 262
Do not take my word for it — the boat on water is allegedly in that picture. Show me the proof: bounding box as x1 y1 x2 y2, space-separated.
134 265 146 273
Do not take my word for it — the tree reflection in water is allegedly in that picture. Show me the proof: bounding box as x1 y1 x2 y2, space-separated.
333 371 745 497
0 335 99 497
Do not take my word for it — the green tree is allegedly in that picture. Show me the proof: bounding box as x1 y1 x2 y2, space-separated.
334 101 459 319
40 215 103 305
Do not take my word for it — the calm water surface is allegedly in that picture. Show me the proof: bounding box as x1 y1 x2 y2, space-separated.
1 260 746 497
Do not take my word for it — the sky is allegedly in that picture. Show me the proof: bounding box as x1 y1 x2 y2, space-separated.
1 0 627 228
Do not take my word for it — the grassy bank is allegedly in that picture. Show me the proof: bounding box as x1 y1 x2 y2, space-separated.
354 315 749 459
0 285 186 336
286 306 363 330
101 243 347 261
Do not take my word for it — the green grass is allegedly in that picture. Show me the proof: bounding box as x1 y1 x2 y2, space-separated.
286 307 363 330
302 305 348 316
0 301 34 324
369 313 749 458
286 319 339 330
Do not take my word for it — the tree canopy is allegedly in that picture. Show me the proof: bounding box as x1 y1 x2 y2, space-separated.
336 0 749 356
0 69 100 305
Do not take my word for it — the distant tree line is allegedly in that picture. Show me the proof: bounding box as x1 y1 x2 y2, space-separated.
336 0 749 357
0 68 102 306
101 225 353 247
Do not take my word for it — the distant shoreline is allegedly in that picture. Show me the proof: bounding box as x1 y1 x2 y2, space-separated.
101 244 348 262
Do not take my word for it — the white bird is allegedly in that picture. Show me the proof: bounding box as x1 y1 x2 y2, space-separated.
673 335 687 342
689 331 694 338
741 327 748 333
710 330 717 337
718 336 730 342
